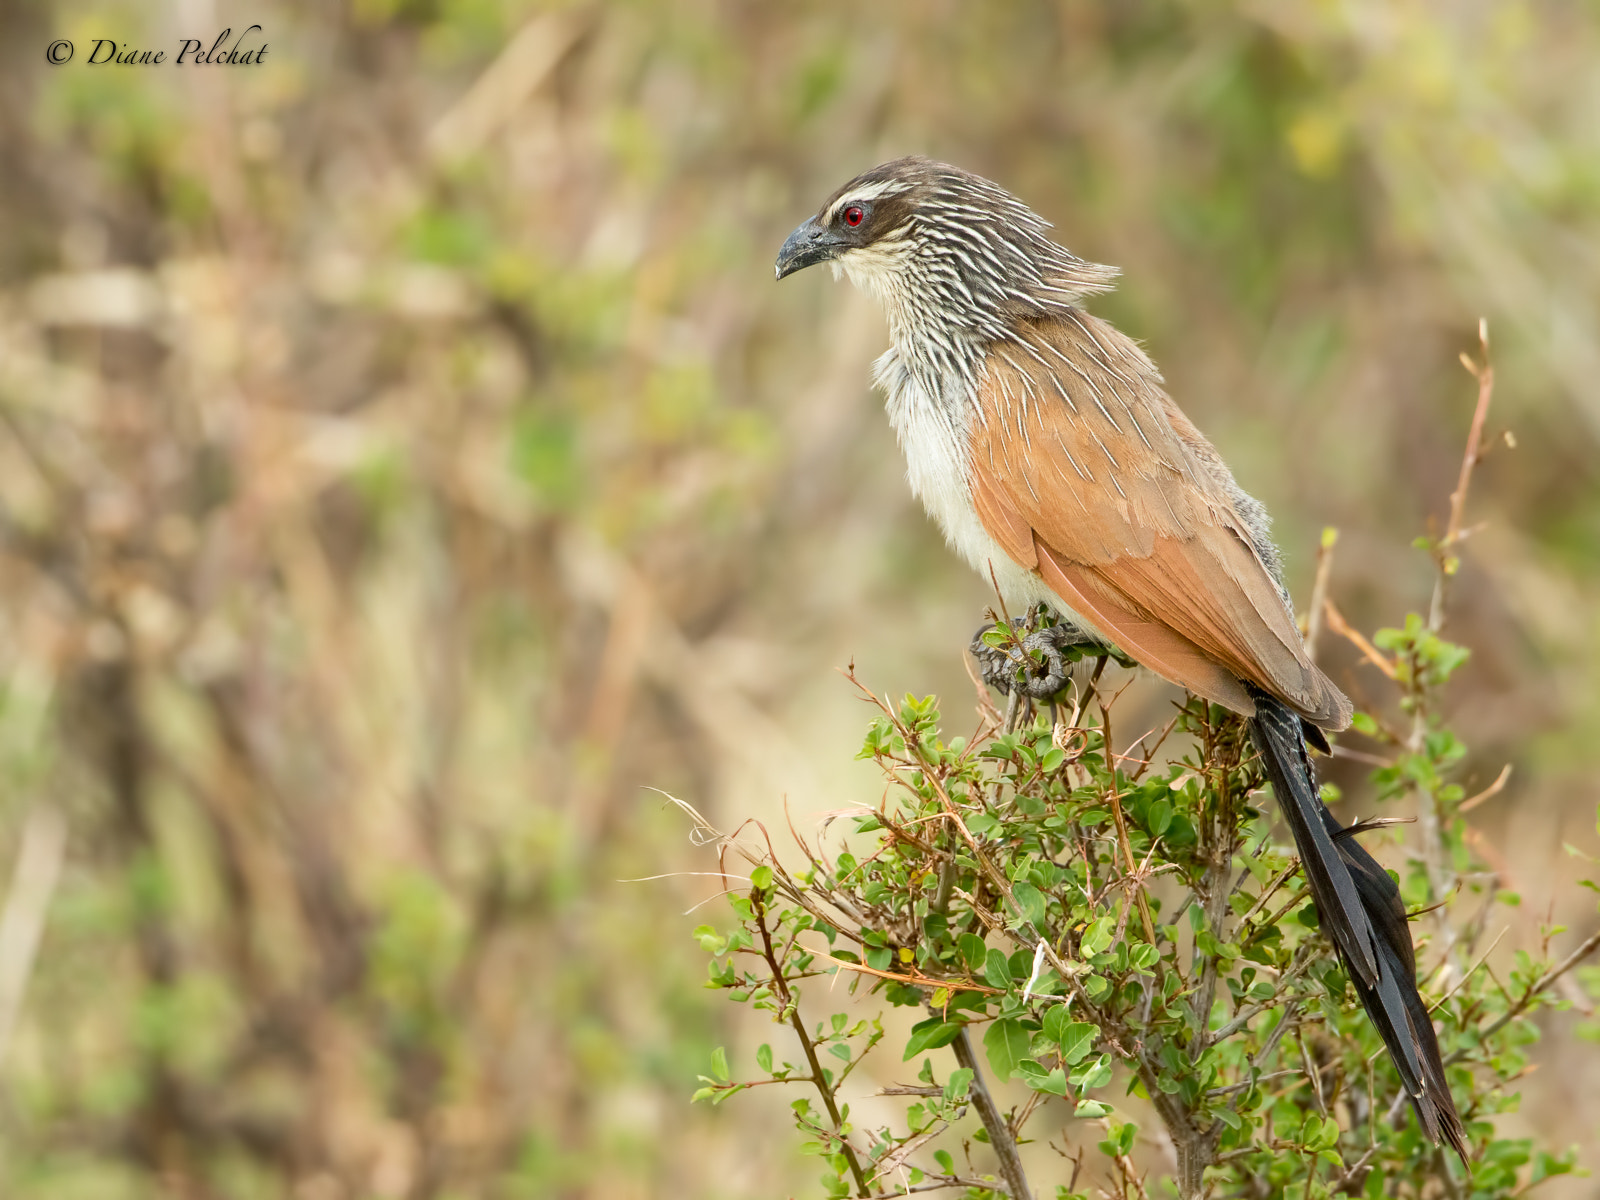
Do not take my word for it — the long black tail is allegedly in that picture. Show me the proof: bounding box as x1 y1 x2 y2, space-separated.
1246 689 1467 1162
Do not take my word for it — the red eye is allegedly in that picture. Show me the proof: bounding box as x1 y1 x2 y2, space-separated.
844 205 865 227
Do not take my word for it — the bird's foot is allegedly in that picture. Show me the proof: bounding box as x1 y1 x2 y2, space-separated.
969 611 1129 700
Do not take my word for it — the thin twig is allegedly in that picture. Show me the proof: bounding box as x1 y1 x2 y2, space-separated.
1458 764 1513 814
1096 684 1157 945
819 953 1001 996
1232 863 1299 930
753 888 871 1195
1322 600 1397 680
924 770 1034 1200
1212 947 1319 1041
1297 1028 1327 1118
1207 1069 1298 1098
1414 322 1497 954
1238 884 1312 952
952 1026 1033 1200
1431 321 1496 629
1428 926 1508 1015
903 1176 1014 1196
1447 925 1600 1063
1304 529 1337 663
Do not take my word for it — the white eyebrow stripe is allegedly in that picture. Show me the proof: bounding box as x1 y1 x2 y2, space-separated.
823 179 913 222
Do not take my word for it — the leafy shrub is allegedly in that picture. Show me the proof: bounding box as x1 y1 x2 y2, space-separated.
687 345 1598 1198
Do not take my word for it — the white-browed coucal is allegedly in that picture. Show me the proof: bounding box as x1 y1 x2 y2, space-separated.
776 156 1466 1159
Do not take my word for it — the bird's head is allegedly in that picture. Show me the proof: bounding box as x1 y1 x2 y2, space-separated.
773 157 934 283
775 157 1118 342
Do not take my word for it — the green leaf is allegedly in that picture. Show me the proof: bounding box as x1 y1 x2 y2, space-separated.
1071 1053 1112 1091
983 1018 1031 1081
1018 1059 1070 1095
1081 916 1115 957
943 1067 974 1102
1056 1021 1099 1065
1012 880 1047 928
756 1043 772 1073
750 864 773 891
903 1018 964 1060
710 1046 729 1081
985 947 1013 990
967 812 1000 838
959 933 987 972
1042 1005 1072 1044
1075 1099 1111 1118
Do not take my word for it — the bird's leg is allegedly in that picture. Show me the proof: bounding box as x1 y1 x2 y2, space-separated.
969 606 1129 701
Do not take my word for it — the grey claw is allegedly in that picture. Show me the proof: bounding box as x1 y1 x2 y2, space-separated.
970 615 1110 700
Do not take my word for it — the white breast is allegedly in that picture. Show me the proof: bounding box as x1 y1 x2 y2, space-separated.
873 348 1061 617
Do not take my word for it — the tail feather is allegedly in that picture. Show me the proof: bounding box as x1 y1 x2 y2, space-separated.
1247 693 1379 984
1329 810 1469 1161
1246 690 1467 1164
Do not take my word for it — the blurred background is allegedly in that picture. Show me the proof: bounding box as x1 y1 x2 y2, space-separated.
0 1 1597 1196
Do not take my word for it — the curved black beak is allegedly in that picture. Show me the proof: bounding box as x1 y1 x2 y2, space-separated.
775 216 843 280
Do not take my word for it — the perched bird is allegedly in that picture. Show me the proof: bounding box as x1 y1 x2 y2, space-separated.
776 156 1466 1160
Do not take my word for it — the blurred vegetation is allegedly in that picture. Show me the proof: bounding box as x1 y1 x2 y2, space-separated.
0 1 1596 1197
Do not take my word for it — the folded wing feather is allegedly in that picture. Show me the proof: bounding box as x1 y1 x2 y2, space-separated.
969 312 1351 730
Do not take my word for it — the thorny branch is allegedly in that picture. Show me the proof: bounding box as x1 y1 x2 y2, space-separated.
953 1028 1031 1200
751 889 874 1196
1412 321 1498 953
930 684 1035 1200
